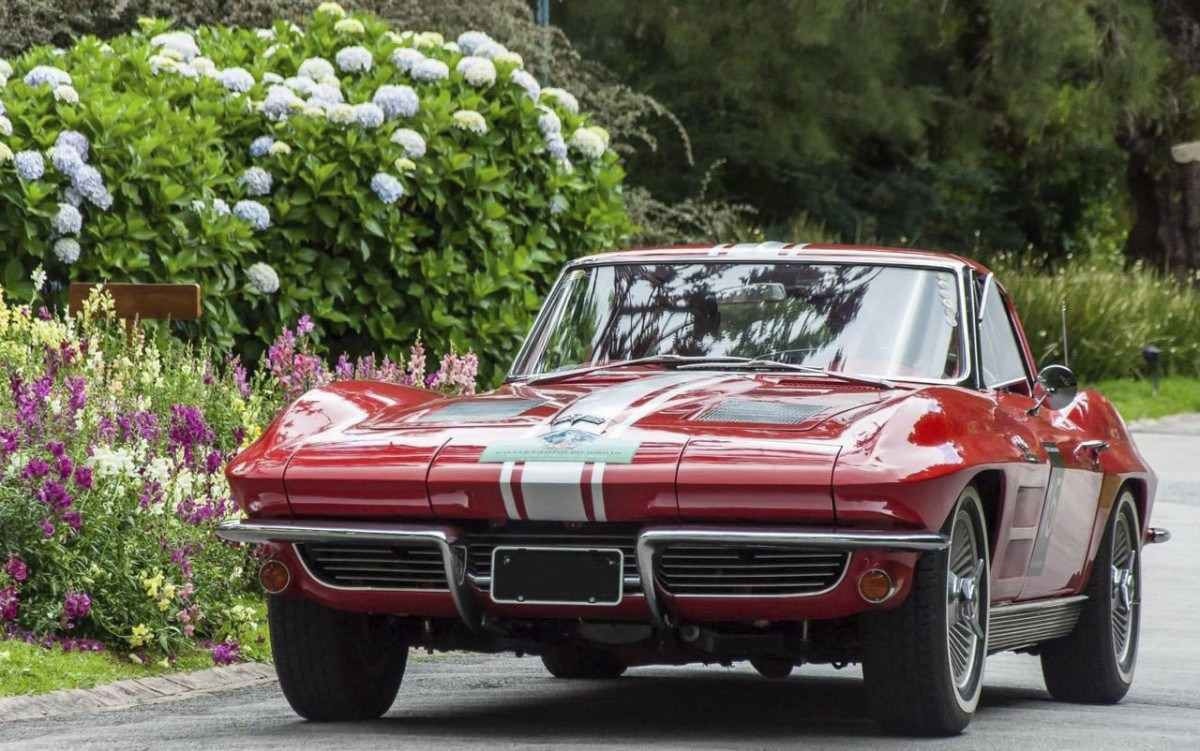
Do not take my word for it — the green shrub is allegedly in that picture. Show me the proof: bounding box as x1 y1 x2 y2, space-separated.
0 5 631 383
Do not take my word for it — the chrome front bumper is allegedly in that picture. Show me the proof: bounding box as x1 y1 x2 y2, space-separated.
217 520 949 629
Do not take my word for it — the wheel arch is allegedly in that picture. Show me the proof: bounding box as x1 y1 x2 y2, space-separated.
967 468 1005 561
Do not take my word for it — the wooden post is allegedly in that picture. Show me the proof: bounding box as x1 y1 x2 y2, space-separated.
67 283 202 321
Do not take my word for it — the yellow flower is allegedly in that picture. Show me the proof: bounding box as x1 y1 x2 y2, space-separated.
141 569 164 599
156 658 170 669
129 624 151 647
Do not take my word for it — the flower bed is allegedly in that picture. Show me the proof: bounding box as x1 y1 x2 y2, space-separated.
0 276 475 665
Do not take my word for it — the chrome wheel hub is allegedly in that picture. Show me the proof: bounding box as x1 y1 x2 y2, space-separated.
946 512 985 692
1110 510 1138 668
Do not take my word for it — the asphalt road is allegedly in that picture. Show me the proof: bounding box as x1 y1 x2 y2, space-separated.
4 420 1199 750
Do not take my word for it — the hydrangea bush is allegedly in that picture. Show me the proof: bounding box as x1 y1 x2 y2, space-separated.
0 5 631 382
0 276 477 663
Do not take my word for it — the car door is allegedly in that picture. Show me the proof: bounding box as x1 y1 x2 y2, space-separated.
976 278 1103 601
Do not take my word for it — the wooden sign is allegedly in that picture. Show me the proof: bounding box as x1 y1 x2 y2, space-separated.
67 283 202 321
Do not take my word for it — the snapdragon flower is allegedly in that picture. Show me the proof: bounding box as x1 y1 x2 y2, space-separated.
411 58 449 82
249 135 275 157
246 261 280 293
53 84 79 104
234 200 271 231
541 87 580 115
56 130 90 161
570 127 607 160
452 109 488 135
53 203 83 235
390 48 425 73
390 128 427 158
298 57 335 81
372 84 419 119
457 31 493 55
150 32 200 62
24 65 72 88
511 69 540 100
14 150 45 180
335 46 373 74
370 172 405 204
54 237 81 264
353 103 385 129
239 166 273 196
218 67 255 93
456 56 496 87
334 18 365 35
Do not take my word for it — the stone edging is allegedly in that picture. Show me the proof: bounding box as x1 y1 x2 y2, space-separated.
0 662 276 722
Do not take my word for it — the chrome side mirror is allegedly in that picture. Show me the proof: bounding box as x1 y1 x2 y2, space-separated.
1028 364 1077 415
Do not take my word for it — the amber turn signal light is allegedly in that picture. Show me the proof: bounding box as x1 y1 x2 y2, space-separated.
858 569 894 604
259 560 291 594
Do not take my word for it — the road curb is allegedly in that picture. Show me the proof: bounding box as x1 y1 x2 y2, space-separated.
0 662 276 722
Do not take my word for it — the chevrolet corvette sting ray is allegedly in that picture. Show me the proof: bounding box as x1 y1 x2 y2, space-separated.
217 243 1169 735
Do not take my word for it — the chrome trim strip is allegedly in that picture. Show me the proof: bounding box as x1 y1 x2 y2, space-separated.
215 519 480 630
634 527 950 628
987 595 1088 654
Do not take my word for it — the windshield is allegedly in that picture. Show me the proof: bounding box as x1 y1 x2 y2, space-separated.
512 262 964 381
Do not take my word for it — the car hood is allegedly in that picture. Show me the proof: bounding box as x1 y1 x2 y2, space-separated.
281 371 891 522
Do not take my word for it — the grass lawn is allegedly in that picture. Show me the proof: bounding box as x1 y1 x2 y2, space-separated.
1090 376 1200 422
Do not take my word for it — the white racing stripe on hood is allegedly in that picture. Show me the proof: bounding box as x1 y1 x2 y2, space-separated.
539 371 702 435
607 373 741 437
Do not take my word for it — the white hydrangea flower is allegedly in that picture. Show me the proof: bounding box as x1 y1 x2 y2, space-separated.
390 48 425 73
24 65 72 88
370 172 404 204
284 76 316 95
334 18 365 35
212 198 230 216
570 128 607 160
537 107 562 137
249 135 275 157
263 85 302 119
56 130 90 160
53 203 83 235
150 32 200 62
411 58 449 83
269 141 292 157
318 74 341 87
262 72 284 84
51 144 84 177
456 56 496 87
390 128 427 158
0 60 11 79
326 103 355 124
545 134 568 161
308 83 344 106
246 261 280 293
264 45 281 59
335 46 373 73
256 28 276 40
372 84 419 119
298 57 336 81
239 166 273 196
218 67 255 93
413 32 444 49
53 237 81 264
541 87 579 115
353 102 385 129
510 69 540 100
494 51 524 68
456 31 493 56
0 115 12 137
474 40 509 60
316 2 347 17
442 42 461 55
234 201 271 231
53 84 79 104
149 55 177 75
191 57 218 77
14 150 44 180
452 109 487 135
0 99 5 116
0 143 12 163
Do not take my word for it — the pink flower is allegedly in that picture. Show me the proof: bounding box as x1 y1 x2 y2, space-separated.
0 586 19 621
38 518 55 538
4 555 28 583
407 337 427 386
211 640 240 665
63 591 91 621
297 314 315 335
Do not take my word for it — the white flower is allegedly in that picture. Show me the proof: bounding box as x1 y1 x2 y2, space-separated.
149 55 177 75
390 48 425 73
191 57 218 77
537 108 562 137
264 45 281 59
390 128 426 158
53 203 83 235
89 446 138 478
0 115 12 137
452 109 487 135
239 166 273 196
218 67 255 93
0 60 11 79
234 200 271 231
150 32 200 62
269 141 292 156
372 84 419 119
411 58 449 82
284 76 316 95
246 262 280 293
249 135 275 157
316 2 346 17
326 103 355 124
53 85 79 104
546 134 568 161
262 71 284 84
31 265 47 293
457 31 493 56
570 127 608 160
541 87 579 115
63 187 83 206
413 32 444 49
442 42 461 55
370 173 404 204
51 144 84 177
308 83 344 106
255 28 276 41
0 143 12 163
335 46 373 74
494 51 524 68
298 57 336 81
24 65 72 88
212 198 230 216
263 85 302 120
334 18 365 35
353 103 385 129
475 41 509 60
56 130 90 161
456 56 496 87
14 150 44 180
53 237 81 264
511 69 540 100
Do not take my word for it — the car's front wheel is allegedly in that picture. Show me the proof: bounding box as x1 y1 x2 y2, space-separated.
268 595 409 721
862 485 990 736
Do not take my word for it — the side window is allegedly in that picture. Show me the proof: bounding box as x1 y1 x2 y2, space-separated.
978 279 1027 388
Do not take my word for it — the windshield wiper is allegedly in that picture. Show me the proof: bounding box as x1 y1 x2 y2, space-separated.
516 355 749 385
676 357 895 389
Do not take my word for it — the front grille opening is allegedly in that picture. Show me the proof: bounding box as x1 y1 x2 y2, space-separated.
463 524 641 594
656 544 848 596
297 543 447 590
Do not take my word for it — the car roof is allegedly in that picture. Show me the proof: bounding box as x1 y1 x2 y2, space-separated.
572 242 992 275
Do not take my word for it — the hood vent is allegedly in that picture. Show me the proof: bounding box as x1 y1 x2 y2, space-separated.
695 399 825 425
416 398 544 423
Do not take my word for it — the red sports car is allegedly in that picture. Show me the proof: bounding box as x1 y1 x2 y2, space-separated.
218 243 1169 735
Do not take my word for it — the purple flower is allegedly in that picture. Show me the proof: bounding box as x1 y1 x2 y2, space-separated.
73 466 93 490
297 314 315 335
97 416 117 442
233 360 251 398
22 459 51 481
38 518 55 538
62 510 82 532
205 449 223 475
0 429 18 454
63 591 91 621
37 480 72 511
169 405 214 466
66 376 87 412
4 555 28 583
47 441 66 458
334 353 354 380
0 586 19 621
211 641 240 665
56 455 74 481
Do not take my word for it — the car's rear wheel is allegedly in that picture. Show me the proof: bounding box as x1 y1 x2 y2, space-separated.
268 595 408 721
1040 490 1140 703
541 645 626 679
862 485 989 736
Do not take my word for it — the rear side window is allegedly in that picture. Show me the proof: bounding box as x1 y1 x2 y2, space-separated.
978 280 1026 387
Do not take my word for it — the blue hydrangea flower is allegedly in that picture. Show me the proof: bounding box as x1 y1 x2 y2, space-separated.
353 103 385 129
239 167 273 196
308 83 344 106
53 237 81 264
510 69 540 100
263 85 302 120
249 136 275 157
410 58 449 83
63 187 84 207
23 65 72 88
390 128 427 159
246 262 280 293
537 108 562 138
51 144 84 177
457 31 493 56
234 200 271 231
91 188 114 211
456 56 496 87
70 164 108 206
297 57 335 81
262 72 284 84
335 46 373 74
55 131 90 161
372 85 419 119
546 134 568 161
475 41 509 60
284 76 317 96
53 203 82 235
14 150 45 180
218 67 255 93
390 48 425 73
370 173 405 205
